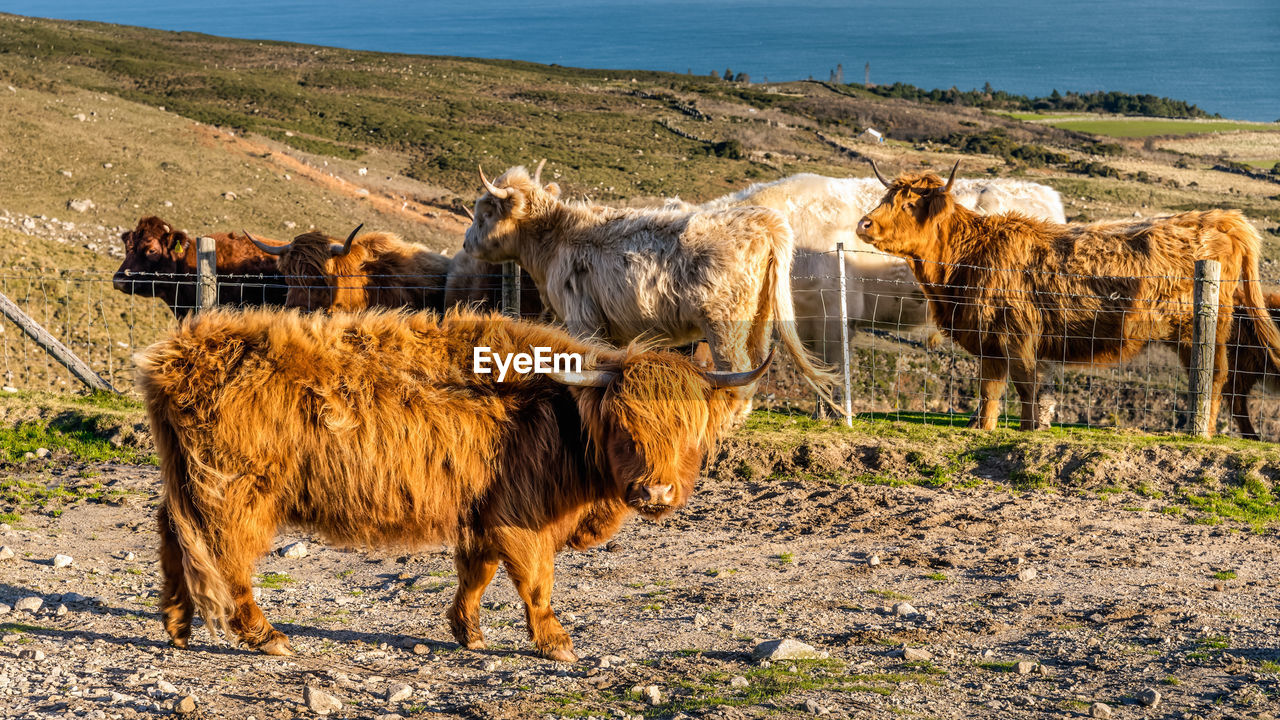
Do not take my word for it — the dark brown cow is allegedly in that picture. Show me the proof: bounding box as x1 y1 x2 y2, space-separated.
250 227 451 313
856 162 1280 433
1225 291 1280 439
112 216 288 317
139 308 766 661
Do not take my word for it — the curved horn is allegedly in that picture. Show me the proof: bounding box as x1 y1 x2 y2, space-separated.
245 229 289 256
532 158 547 186
869 159 891 188
942 161 960 193
478 166 510 199
462 205 475 220
545 366 621 388
701 347 775 388
330 223 363 256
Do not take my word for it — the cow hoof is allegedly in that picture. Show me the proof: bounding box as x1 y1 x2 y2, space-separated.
541 646 578 663
258 635 295 656
168 637 189 650
463 638 487 651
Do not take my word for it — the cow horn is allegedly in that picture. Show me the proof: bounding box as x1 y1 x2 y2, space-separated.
942 161 960 193
545 367 621 388
245 230 289 256
869 159 891 188
462 205 475 220
478 166 510 199
330 224 363 256
532 158 547 186
700 348 775 388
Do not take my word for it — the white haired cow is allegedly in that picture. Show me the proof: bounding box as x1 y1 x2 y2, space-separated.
462 163 841 415
685 173 1066 361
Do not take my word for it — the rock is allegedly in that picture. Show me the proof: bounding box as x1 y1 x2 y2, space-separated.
867 554 881 567
59 170 72 178
893 602 917 617
53 554 73 568
752 639 822 661
72 113 87 122
1015 660 1036 675
386 683 412 703
174 696 197 714
1017 568 1037 582
1137 687 1161 708
0 546 14 561
15 597 43 613
155 680 178 695
803 699 829 715
35 447 50 458
123 551 136 561
642 685 661 706
304 686 342 716
279 542 308 559
0 523 9 532
284 221 297 230
376 715 404 720
1090 702 1112 719
694 613 709 628
729 675 749 687
411 643 431 656
358 168 369 176
223 191 237 201
18 648 45 661
67 199 95 213
902 647 933 662
0 604 10 615
54 604 68 617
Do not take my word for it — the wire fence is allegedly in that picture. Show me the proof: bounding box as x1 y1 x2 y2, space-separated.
3 248 1279 440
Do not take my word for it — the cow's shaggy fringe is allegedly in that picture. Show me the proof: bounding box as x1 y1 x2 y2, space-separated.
274 230 451 312
137 307 734 660
859 169 1280 433
465 165 842 414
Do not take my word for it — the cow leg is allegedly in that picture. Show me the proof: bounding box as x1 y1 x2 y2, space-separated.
1208 341 1230 438
502 549 576 662
969 356 1009 430
216 500 291 655
157 505 195 649
1008 356 1043 431
447 548 498 650
1233 388 1259 439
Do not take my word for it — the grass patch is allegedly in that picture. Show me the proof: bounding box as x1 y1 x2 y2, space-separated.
1212 570 1238 580
924 572 948 581
256 572 294 589
0 420 151 465
1044 118 1278 138
776 552 795 564
978 661 1019 673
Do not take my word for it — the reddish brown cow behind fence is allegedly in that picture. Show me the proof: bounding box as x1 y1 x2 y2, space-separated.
1225 291 1280 439
855 163 1280 433
138 308 765 661
250 226 451 312
112 216 289 317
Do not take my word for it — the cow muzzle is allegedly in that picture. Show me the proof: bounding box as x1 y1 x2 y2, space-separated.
627 482 677 515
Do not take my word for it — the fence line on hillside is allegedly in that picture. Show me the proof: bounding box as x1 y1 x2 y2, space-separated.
0 248 1271 439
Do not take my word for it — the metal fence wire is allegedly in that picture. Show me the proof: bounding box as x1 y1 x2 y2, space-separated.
2 252 1278 439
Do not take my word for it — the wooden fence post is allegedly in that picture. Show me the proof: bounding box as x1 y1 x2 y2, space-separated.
196 236 217 311
0 291 116 393
1188 259 1221 438
836 243 853 427
500 260 520 318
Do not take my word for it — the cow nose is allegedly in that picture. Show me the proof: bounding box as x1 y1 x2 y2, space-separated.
856 216 872 233
636 484 675 506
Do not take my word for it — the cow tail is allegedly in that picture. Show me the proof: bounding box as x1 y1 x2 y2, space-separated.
764 212 845 415
1232 212 1280 369
152 407 236 642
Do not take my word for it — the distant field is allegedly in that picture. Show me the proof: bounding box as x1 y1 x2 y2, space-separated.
1043 117 1278 138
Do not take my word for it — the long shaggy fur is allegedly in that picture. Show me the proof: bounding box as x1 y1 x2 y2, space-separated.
275 230 451 312
139 308 735 659
1225 291 1280 439
462 165 841 413
858 170 1280 433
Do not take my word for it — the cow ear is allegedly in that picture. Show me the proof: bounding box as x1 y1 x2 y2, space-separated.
926 189 951 219
544 182 562 198
167 231 189 255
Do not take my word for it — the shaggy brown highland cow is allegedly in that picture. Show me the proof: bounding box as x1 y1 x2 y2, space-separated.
1225 291 1280 439
856 162 1280 433
250 226 451 312
138 308 766 661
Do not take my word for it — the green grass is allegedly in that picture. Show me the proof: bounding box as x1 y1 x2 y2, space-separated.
1212 570 1238 581
924 572 949 581
1261 661 1280 674
1011 115 1280 138
1 476 136 515
776 552 795 564
256 572 294 589
0 511 19 524
0 420 151 464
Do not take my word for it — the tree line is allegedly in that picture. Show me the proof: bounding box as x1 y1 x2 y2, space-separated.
862 82 1218 119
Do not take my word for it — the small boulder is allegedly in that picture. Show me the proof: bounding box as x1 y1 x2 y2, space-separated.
15 596 43 613
1090 702 1112 719
1017 568 1038 582
19 648 45 661
893 602 917 617
279 542 308 559
642 685 661 706
867 554 881 567
386 683 412 703
752 638 822 661
902 647 933 662
729 675 749 688
53 554 73 568
66 199 95 213
0 546 14 561
174 695 198 714
305 686 342 716
1137 687 1161 708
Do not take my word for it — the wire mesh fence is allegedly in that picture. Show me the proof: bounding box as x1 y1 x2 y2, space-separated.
2 251 1279 439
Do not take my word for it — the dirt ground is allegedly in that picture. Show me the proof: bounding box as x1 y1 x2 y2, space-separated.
2 435 1279 720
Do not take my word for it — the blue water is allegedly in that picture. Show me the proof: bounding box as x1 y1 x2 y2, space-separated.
4 0 1278 121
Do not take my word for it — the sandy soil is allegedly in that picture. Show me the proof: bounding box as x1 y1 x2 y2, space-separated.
1 444 1278 720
